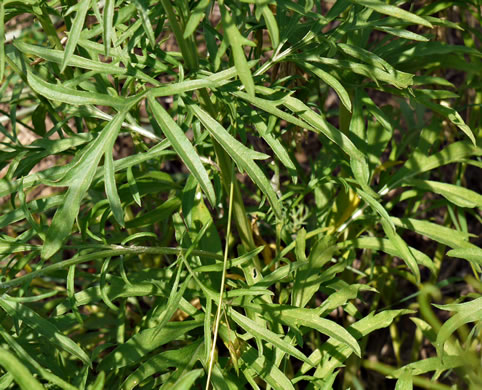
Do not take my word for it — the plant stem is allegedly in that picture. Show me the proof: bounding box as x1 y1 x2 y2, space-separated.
206 165 235 390
160 0 198 70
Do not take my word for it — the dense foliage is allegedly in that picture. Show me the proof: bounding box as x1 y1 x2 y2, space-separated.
0 0 481 389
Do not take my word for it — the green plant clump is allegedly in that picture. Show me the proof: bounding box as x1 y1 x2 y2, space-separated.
0 0 481 389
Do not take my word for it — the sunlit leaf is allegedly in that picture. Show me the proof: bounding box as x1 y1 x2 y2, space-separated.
61 0 91 72
229 308 313 366
190 103 282 218
148 96 215 206
41 110 127 259
0 297 91 366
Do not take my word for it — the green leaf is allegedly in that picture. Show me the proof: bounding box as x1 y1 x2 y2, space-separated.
337 42 394 74
125 197 181 228
104 144 125 227
264 132 297 176
261 6 280 49
0 196 61 229
405 179 482 208
447 248 482 266
351 0 433 28
303 309 414 375
350 157 372 191
182 180 223 257
396 42 482 62
127 166 141 206
281 95 363 159
299 62 352 112
250 111 297 178
241 346 295 390
257 305 361 357
0 324 78 390
1 291 59 303
103 0 115 56
338 236 431 275
122 340 204 390
394 356 465 377
53 283 161 317
298 56 414 89
27 71 133 108
0 348 45 390
228 308 313 366
0 241 38 254
15 41 160 85
31 104 47 136
326 0 351 20
0 297 91 366
380 219 421 283
173 369 203 389
220 5 255 96
90 372 105 390
391 217 474 250
316 283 376 317
395 369 413 390
292 237 336 307
226 287 274 298
194 247 264 272
360 92 394 132
163 340 205 388
183 0 210 38
417 1 458 16
434 297 482 357
386 141 482 189
149 61 255 97
424 15 464 31
234 89 312 128
415 96 476 145
148 95 216 206
99 320 203 371
0 138 172 200
357 188 395 231
295 228 307 264
41 110 127 260
134 0 156 48
190 104 282 219
61 0 91 73
376 26 429 42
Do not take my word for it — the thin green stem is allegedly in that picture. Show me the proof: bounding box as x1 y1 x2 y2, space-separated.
160 0 198 70
206 168 235 390
0 246 222 290
362 360 452 390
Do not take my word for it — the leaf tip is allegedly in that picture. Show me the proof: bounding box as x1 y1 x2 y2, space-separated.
59 59 68 74
40 243 58 261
